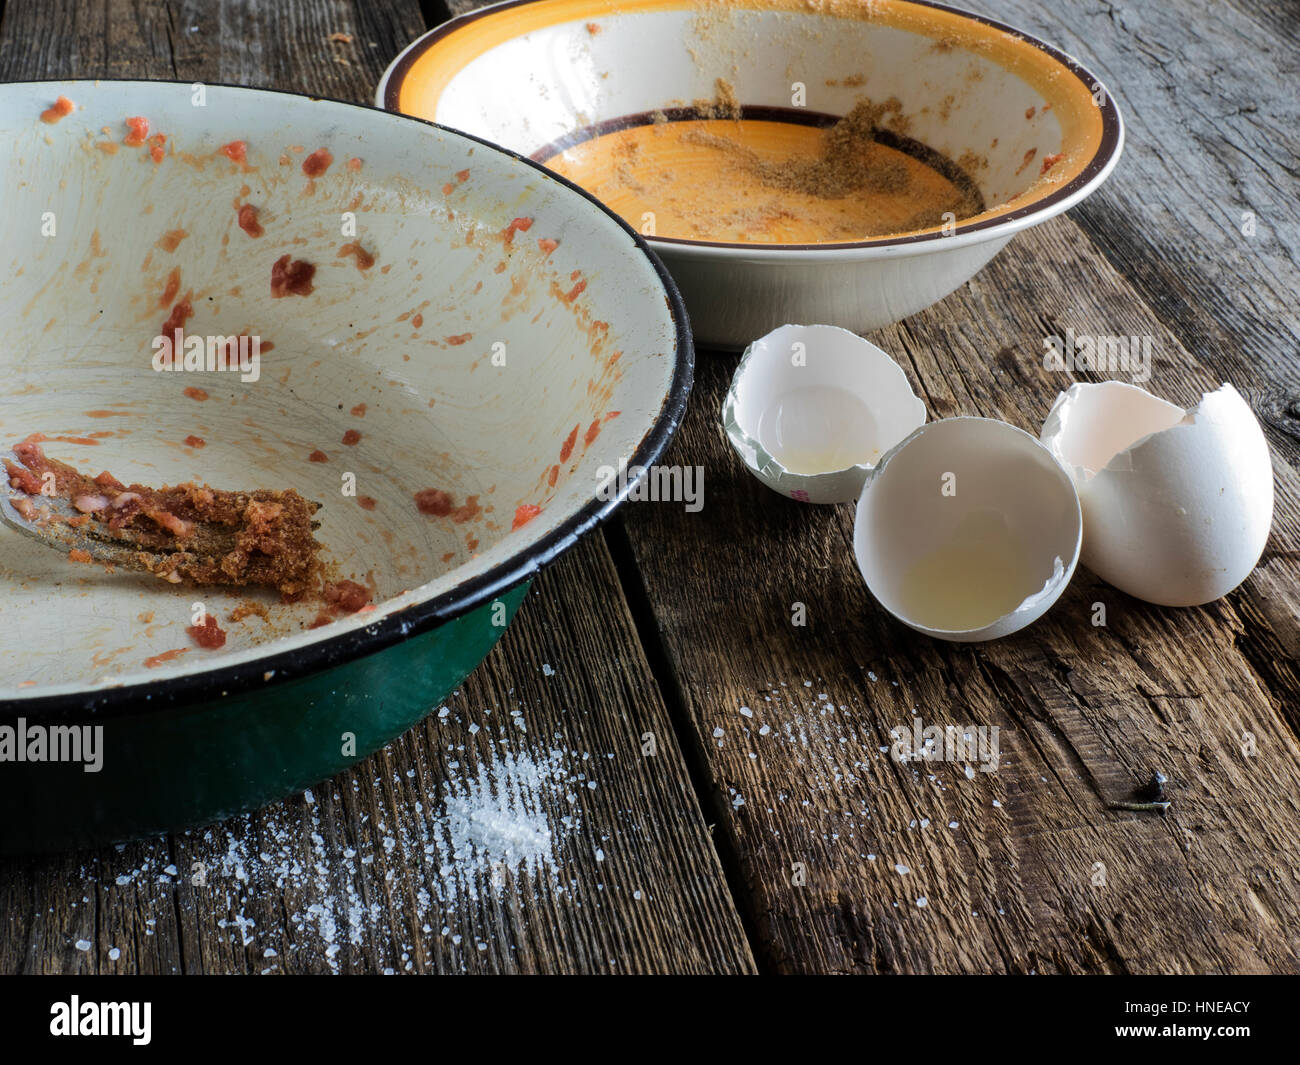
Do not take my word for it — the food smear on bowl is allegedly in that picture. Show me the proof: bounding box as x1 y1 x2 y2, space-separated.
270 255 315 297
323 578 372 613
4 441 324 596
541 98 984 244
302 148 333 177
40 95 74 124
237 203 263 237
186 614 228 650
512 503 542 530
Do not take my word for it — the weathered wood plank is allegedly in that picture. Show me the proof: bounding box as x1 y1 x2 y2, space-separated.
612 0 1300 972
0 0 754 975
0 547 755 974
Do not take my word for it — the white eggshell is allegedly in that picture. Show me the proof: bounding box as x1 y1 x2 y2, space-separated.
1040 382 1274 607
854 417 1082 641
722 324 926 504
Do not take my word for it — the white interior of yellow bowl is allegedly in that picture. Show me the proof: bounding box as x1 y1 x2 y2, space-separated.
0 81 682 699
383 0 1109 240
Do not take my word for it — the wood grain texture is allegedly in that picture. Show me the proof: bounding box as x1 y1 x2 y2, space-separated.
3 0 1297 976
0 548 754 974
611 0 1300 973
0 0 754 975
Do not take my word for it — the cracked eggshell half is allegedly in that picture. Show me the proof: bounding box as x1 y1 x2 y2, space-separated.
854 417 1082 641
1040 381 1274 607
722 324 926 504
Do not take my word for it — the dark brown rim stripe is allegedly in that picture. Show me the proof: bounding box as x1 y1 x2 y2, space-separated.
381 0 1123 252
528 104 988 232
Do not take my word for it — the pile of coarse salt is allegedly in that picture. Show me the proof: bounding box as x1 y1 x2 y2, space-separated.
58 738 584 973
430 746 575 902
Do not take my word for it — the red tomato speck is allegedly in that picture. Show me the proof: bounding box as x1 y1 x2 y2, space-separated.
502 216 533 245
270 255 315 297
160 267 181 307
221 140 248 164
186 615 227 650
124 116 149 147
341 429 361 446
324 579 371 613
308 450 328 463
237 203 263 238
414 488 453 516
302 148 333 177
41 96 74 124
512 504 542 530
560 424 579 462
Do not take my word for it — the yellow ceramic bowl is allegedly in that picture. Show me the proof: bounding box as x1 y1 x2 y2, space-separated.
380 0 1123 347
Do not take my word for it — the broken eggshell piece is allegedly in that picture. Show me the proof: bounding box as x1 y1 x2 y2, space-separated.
854 417 1082 641
1040 381 1274 607
722 324 926 504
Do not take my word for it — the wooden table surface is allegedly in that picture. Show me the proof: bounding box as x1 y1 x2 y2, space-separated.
2 0 1297 975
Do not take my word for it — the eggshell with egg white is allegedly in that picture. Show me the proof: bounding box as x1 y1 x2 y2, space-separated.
1040 381 1273 607
722 324 926 504
854 417 1081 641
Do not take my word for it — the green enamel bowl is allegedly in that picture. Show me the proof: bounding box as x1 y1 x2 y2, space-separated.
0 81 692 853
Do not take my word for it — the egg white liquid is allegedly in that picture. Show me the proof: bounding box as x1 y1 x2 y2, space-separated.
755 386 879 474
895 508 1042 631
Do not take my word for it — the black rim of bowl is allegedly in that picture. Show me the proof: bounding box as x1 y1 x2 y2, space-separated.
1 79 695 718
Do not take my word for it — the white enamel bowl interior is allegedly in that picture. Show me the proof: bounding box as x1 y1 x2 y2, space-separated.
0 81 683 700
380 0 1122 347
